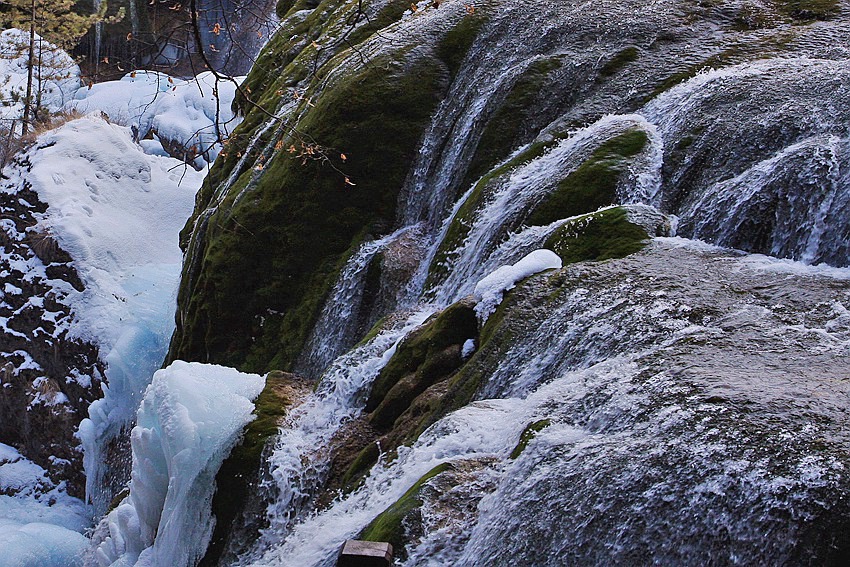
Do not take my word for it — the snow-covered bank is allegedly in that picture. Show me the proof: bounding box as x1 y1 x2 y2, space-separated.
1 114 203 527
90 362 265 567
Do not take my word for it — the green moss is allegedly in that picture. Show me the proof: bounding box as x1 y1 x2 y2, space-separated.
366 300 478 427
543 206 650 264
169 50 447 372
277 0 297 18
354 315 390 348
202 372 298 565
463 57 563 190
342 0 411 47
524 129 648 227
359 462 452 554
436 14 487 79
340 441 382 491
510 419 551 459
599 46 640 77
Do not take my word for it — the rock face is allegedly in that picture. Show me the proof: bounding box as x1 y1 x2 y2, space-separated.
161 0 850 562
0 160 103 497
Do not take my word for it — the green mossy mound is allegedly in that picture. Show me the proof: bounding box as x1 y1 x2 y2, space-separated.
359 462 453 559
543 207 650 264
169 48 448 371
524 128 649 227
202 371 311 565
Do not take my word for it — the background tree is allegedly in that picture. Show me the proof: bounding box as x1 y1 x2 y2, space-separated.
0 0 118 133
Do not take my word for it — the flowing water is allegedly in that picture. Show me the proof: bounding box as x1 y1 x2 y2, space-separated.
229 0 850 560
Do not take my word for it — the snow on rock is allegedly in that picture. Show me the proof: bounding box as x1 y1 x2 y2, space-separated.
473 249 562 320
0 29 81 121
4 114 204 511
92 362 265 567
0 443 91 567
67 71 243 167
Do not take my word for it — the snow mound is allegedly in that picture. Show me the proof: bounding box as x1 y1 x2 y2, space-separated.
68 71 242 166
474 249 562 320
93 362 265 567
0 443 91 567
0 29 80 121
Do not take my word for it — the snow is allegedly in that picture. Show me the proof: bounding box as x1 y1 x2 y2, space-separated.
0 443 91 567
92 361 265 567
0 29 81 121
473 249 562 320
462 338 476 358
68 71 243 166
1 114 204 511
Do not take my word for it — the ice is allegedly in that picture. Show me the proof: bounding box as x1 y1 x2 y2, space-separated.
0 444 91 567
68 71 243 166
473 249 562 320
92 361 265 567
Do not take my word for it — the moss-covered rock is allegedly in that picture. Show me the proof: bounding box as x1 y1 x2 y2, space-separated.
599 47 640 78
359 462 453 559
169 46 448 372
436 14 488 79
201 371 313 565
524 128 648 227
543 206 651 264
365 298 479 424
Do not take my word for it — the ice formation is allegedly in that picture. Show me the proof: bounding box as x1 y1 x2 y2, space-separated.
92 361 265 567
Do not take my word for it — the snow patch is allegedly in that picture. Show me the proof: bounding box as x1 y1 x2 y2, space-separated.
473 249 562 320
68 71 242 166
0 444 91 567
0 29 80 121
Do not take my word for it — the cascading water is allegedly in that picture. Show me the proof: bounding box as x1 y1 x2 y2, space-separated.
134 0 850 562
641 58 850 265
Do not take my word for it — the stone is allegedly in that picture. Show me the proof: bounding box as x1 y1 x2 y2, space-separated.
337 540 393 567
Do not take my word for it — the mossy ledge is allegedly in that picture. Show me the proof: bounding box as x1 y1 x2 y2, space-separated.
543 206 651 264
168 47 449 372
201 371 313 565
510 419 552 459
359 462 453 560
365 299 479 427
335 300 478 491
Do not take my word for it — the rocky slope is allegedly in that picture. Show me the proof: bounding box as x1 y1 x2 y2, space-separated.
160 0 850 563
0 154 103 497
